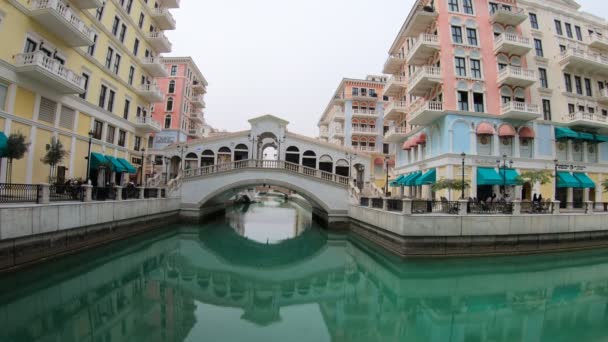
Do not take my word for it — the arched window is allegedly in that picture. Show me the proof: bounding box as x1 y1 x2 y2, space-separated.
168 80 176 93
166 97 174 111
201 149 215 167
164 115 171 129
319 155 333 173
234 144 249 161
302 150 317 169
217 147 232 164
285 146 300 164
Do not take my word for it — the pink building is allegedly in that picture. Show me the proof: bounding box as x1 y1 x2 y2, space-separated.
151 57 208 149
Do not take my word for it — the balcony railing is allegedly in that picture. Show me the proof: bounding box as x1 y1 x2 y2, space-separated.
191 94 206 107
408 66 441 96
494 33 532 55
15 51 84 94
559 48 608 72
490 6 526 26
500 101 540 119
351 126 378 134
158 0 180 8
135 116 162 132
138 83 163 102
498 66 536 88
564 111 608 126
354 146 377 152
384 76 407 96
352 109 377 116
151 7 176 30
383 53 406 74
384 126 408 140
598 88 608 104
406 33 440 65
409 101 444 125
30 0 94 46
147 31 172 52
589 34 608 50
141 57 168 77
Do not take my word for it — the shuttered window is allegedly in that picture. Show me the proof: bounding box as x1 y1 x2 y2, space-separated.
59 105 75 130
38 97 57 124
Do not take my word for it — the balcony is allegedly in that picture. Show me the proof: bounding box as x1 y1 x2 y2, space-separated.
384 76 407 97
598 88 608 105
191 95 206 108
409 101 444 126
563 111 608 129
188 128 201 137
333 110 345 121
493 33 532 56
589 34 608 51
408 66 441 97
14 52 84 94
137 83 163 102
500 102 541 121
559 48 608 75
71 0 103 8
192 80 207 94
351 126 378 136
331 129 344 138
135 116 162 133
352 109 378 118
355 146 378 153
320 130 329 138
497 66 536 88
382 54 406 74
146 31 172 53
29 0 94 47
406 34 440 66
351 93 379 102
403 8 438 37
384 101 407 120
490 6 527 26
151 8 176 30
141 57 168 77
158 0 180 8
189 110 203 123
384 126 408 143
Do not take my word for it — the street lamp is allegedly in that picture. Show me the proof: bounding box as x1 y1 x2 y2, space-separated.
345 152 356 178
461 152 466 200
140 148 146 186
176 144 188 173
554 159 559 201
85 130 94 184
277 135 286 161
384 156 390 196
497 154 513 195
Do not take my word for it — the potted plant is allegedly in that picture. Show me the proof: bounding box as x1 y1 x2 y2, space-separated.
41 137 69 185
5 132 30 183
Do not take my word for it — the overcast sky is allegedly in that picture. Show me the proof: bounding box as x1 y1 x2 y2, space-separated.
167 0 606 137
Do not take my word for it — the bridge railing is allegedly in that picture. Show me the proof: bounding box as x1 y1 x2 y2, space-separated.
183 159 350 187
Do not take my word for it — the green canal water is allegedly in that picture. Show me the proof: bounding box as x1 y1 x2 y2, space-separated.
2 198 608 341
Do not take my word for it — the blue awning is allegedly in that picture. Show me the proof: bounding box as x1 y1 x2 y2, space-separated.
0 132 7 158
105 155 128 173
573 173 595 189
555 127 579 140
498 169 520 186
404 172 422 186
117 158 137 174
89 152 109 170
557 172 580 188
477 168 504 186
415 169 436 186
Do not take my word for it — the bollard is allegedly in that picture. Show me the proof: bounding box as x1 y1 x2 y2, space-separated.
512 200 521 215
402 199 412 215
38 184 50 204
458 199 469 216
585 201 594 214
83 184 93 202
138 187 145 199
115 186 122 201
157 187 162 199
552 201 561 215
383 198 388 211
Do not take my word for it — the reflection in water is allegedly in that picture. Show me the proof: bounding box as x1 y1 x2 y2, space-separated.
2 200 608 341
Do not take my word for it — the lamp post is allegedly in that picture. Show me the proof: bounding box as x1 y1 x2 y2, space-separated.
554 159 559 201
248 133 258 160
140 148 146 186
85 130 94 184
461 152 466 200
497 154 513 195
346 152 356 178
164 156 170 184
384 156 390 196
277 135 285 161
176 144 188 173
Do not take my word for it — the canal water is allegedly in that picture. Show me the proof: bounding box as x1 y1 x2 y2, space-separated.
1 198 608 342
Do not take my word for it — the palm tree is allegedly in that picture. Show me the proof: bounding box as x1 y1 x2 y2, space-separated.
5 132 30 183
41 137 69 183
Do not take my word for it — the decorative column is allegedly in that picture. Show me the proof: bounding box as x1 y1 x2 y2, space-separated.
138 187 145 199
567 188 574 209
583 141 589 163
83 184 93 202
513 134 520 158
115 186 122 201
402 199 412 215
38 184 50 204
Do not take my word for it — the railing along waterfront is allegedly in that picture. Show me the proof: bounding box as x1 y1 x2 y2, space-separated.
468 202 514 215
360 197 370 207
386 199 403 212
92 187 117 201
122 186 140 200
49 184 84 202
0 183 40 204
182 159 350 187
371 198 384 209
412 200 459 214
144 188 159 199
520 201 553 214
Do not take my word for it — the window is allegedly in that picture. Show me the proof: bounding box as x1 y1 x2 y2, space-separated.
539 68 548 88
93 120 103 140
559 45 566 53
575 26 583 41
133 38 139 56
106 125 115 144
554 20 563 35
463 0 474 14
123 99 130 119
589 107 595 114
568 104 575 113
119 24 127 43
170 65 177 76
38 97 57 124
565 23 573 38
128 66 134 85
542 99 552 120
457 91 469 111
585 78 592 96
108 90 115 112
455 57 467 77
138 13 145 29
603 109 608 117
80 73 89 99
112 16 120 36
164 115 171 129
473 93 484 112
352 88 359 96
24 38 37 53
466 28 478 46
113 54 121 74
470 59 481 78
489 2 499 14
134 136 141 151
448 0 459 12
118 130 126 147
105 47 113 69
168 80 176 93
578 105 585 112
0 84 7 111
166 97 174 111
451 26 463 44
564 73 572 92
534 39 544 57
529 13 539 29
98 85 107 108
59 105 75 130
126 0 133 13
95 3 105 21
88 34 97 56
574 76 582 95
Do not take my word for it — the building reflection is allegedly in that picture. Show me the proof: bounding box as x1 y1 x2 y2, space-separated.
2 223 608 341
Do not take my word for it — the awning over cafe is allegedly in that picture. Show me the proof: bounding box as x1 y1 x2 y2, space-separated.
415 169 436 186
105 155 128 173
89 152 109 171
556 172 580 188
498 168 520 186
0 132 7 158
117 158 138 174
477 168 504 186
573 173 595 189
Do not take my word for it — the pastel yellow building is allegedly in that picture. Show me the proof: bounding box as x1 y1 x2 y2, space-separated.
0 0 179 184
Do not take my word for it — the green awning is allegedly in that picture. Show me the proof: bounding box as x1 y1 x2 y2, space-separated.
415 169 436 186
404 172 422 186
573 173 595 189
578 132 595 141
555 127 579 140
397 173 415 186
0 132 7 158
117 158 137 174
89 152 109 170
477 168 504 186
105 155 127 173
557 172 580 188
498 168 520 186
595 135 608 142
